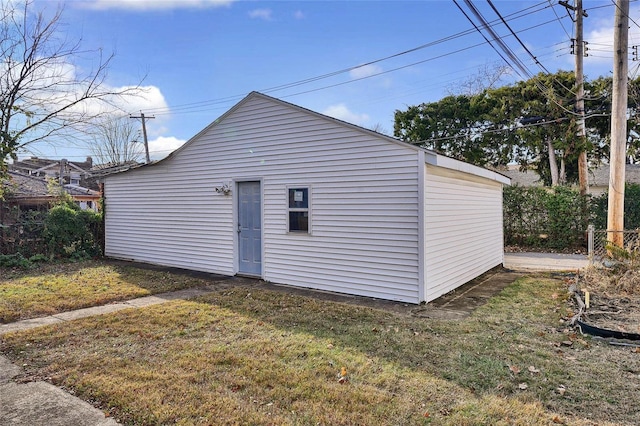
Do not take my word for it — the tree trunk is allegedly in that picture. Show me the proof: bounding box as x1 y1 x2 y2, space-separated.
560 156 566 185
547 138 559 186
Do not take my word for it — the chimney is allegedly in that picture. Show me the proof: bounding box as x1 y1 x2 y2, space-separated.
86 156 93 168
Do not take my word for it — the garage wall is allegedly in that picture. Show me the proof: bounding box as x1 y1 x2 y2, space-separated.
105 93 423 303
423 164 504 302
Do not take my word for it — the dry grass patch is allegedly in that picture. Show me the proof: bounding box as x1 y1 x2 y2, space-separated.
1 275 639 425
0 260 217 323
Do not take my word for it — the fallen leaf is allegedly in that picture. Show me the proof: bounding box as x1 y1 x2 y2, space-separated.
557 385 566 396
561 340 573 347
509 365 521 375
551 293 559 299
552 415 564 424
423 412 430 418
327 343 334 349
528 366 540 374
518 383 528 390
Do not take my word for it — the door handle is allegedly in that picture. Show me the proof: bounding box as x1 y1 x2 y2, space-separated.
237 223 241 234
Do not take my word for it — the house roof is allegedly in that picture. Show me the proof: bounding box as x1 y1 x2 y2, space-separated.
11 156 94 174
3 171 100 199
106 91 510 185
62 185 101 197
588 164 640 187
4 171 49 197
501 164 640 188
500 168 543 187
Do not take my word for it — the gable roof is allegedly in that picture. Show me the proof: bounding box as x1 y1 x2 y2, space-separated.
11 157 94 174
108 91 509 185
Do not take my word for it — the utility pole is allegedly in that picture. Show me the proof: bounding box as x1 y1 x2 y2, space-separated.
561 0 589 195
608 0 629 247
575 0 588 196
130 112 154 163
59 158 67 185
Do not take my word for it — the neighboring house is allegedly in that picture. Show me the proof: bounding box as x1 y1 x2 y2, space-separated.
10 156 96 190
588 164 640 196
500 167 543 188
103 92 510 304
501 164 640 196
1 171 101 255
1 171 101 213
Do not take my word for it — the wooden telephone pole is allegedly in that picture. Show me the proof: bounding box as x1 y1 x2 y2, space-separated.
575 0 588 196
561 0 589 195
130 112 154 164
607 0 629 247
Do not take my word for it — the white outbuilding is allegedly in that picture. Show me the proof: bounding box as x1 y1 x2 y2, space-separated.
104 92 510 304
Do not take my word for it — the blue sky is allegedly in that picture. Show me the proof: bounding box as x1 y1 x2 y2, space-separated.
18 0 640 162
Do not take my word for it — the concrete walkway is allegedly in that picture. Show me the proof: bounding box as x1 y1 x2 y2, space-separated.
0 252 589 425
504 251 589 271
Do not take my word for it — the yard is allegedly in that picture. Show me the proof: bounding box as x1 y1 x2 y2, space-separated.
1 262 639 425
0 261 219 323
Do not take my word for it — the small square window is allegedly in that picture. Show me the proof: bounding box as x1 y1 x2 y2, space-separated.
288 187 310 233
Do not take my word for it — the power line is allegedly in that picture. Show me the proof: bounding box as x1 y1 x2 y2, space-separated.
142 1 556 117
487 0 552 74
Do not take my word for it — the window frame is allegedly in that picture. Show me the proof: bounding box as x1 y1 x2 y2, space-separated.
286 185 311 234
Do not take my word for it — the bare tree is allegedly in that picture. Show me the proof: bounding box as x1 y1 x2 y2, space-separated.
88 117 144 166
0 0 139 173
446 63 510 96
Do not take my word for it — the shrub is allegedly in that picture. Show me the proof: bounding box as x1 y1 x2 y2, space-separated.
503 185 589 250
44 205 102 259
590 183 640 230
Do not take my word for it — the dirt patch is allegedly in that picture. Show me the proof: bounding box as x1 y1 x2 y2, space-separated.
574 267 640 335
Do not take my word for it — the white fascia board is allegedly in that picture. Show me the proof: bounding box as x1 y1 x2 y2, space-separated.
424 151 511 185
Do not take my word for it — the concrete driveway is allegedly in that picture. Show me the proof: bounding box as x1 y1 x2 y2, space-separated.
503 252 589 271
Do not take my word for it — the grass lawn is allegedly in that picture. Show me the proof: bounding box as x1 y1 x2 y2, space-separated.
1 272 639 425
0 260 218 323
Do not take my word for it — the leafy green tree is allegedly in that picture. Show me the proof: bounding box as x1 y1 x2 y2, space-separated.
394 70 632 186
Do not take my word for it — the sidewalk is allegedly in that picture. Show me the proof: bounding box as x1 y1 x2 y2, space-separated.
0 253 588 425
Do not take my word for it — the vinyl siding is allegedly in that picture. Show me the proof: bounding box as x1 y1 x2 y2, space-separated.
105 94 421 303
423 165 504 302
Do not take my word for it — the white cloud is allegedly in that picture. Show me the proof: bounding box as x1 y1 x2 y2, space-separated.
293 10 305 20
49 83 168 123
349 64 383 79
78 0 235 11
2 55 169 123
584 15 640 66
322 104 369 126
148 136 186 160
248 8 272 21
